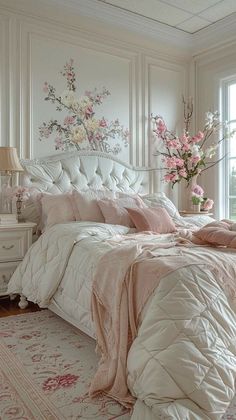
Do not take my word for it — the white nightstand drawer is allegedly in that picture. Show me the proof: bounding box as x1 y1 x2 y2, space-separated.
0 230 29 262
0 261 19 295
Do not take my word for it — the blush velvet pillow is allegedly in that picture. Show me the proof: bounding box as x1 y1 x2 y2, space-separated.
126 207 176 233
97 195 147 227
41 192 76 231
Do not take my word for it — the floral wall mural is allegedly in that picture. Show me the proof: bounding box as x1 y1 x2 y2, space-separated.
38 59 129 155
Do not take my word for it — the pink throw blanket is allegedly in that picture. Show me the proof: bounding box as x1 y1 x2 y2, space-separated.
193 219 236 247
90 241 178 407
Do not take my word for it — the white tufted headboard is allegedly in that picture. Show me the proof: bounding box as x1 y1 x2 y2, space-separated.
20 151 158 194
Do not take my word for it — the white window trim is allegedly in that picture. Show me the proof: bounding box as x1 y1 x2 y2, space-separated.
221 77 236 219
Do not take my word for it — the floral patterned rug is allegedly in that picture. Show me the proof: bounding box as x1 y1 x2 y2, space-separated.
0 310 130 419
0 310 235 420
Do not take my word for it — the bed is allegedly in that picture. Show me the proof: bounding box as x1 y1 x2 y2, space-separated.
7 151 236 420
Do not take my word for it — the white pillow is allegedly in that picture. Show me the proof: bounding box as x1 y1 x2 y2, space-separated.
72 189 115 222
142 192 180 219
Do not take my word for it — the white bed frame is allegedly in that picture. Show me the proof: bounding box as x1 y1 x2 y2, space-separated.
20 150 159 195
19 150 159 332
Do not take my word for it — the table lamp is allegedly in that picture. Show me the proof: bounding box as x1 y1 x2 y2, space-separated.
0 147 24 213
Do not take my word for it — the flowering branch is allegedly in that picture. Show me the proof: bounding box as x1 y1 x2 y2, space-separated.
39 59 129 154
152 97 232 188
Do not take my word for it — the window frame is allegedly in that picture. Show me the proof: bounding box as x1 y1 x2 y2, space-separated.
221 78 236 219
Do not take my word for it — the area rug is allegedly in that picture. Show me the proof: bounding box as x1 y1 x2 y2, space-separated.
0 310 130 419
0 311 236 420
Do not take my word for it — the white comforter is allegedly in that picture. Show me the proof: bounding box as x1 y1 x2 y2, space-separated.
8 221 236 419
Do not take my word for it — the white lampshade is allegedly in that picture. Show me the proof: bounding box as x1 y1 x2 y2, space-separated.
0 147 23 173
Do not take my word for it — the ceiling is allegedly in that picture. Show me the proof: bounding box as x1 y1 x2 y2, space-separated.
98 0 236 33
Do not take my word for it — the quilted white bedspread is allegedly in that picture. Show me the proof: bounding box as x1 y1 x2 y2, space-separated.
7 222 236 419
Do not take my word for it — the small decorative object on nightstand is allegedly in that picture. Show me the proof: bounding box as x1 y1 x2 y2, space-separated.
0 222 36 308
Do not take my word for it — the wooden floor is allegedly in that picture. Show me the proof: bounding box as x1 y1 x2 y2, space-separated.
0 296 40 317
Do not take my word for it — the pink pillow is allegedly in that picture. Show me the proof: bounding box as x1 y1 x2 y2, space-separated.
126 207 176 233
97 196 146 227
193 220 236 248
41 192 76 231
72 189 115 222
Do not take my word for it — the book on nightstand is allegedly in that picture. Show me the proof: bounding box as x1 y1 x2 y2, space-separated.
0 214 18 224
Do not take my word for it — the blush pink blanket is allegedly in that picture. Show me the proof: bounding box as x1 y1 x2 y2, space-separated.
90 240 179 407
193 219 236 247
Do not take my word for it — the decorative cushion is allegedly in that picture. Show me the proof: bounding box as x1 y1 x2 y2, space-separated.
142 192 180 219
72 189 115 223
97 195 146 227
41 192 76 230
126 207 177 233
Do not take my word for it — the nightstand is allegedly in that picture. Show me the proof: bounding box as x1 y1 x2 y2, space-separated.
179 211 213 217
0 222 36 307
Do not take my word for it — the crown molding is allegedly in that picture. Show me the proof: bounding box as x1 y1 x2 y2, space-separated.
193 12 236 56
39 0 193 53
1 0 236 58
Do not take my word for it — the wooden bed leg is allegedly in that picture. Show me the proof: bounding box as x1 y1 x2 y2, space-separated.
19 295 28 309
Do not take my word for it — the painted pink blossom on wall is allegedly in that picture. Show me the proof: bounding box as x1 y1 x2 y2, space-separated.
39 59 129 155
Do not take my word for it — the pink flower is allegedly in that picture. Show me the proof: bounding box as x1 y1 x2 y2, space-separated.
203 198 214 210
99 118 107 128
43 374 79 392
154 117 166 136
192 184 204 197
175 158 184 167
165 157 184 168
191 131 204 143
197 131 204 140
43 82 49 93
85 106 94 119
191 156 201 164
64 116 75 125
182 143 191 152
164 173 179 183
178 168 187 178
166 139 181 150
179 134 190 144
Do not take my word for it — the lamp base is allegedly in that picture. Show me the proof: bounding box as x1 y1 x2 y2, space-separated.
0 173 12 214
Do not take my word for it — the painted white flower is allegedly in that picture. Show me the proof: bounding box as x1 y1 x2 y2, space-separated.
85 117 100 132
61 90 78 108
71 126 86 143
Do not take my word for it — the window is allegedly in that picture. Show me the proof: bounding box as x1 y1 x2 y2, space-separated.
222 80 236 220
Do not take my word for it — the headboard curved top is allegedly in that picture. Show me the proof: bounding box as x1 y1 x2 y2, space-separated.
20 151 155 194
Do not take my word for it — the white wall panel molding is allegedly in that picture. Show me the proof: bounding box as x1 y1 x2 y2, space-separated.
144 56 187 164
0 15 9 147
144 56 187 205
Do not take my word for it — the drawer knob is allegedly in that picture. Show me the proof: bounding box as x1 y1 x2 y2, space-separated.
2 244 14 250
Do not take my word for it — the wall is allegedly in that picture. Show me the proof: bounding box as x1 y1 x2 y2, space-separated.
0 0 189 206
192 42 236 218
